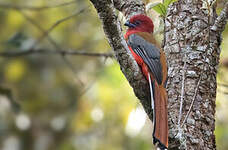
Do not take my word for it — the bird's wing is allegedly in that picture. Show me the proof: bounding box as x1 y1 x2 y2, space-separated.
127 34 163 84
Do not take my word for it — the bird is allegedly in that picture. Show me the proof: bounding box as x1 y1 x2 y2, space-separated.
124 14 168 150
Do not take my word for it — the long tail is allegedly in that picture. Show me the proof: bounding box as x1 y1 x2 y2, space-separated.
148 73 168 150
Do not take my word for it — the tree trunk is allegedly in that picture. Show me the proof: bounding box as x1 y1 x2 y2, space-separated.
89 0 228 149
165 1 220 149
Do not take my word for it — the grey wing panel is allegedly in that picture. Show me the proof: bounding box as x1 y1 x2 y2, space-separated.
128 34 163 84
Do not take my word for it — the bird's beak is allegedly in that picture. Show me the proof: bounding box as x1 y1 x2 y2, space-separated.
124 21 136 28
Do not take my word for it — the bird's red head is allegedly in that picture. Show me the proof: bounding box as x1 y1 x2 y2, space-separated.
124 14 154 38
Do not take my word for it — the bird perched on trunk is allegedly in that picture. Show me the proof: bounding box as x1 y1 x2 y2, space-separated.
124 14 168 150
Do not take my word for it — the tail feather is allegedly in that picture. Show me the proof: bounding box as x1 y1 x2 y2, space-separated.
148 73 155 112
148 73 156 137
153 82 168 149
148 73 168 150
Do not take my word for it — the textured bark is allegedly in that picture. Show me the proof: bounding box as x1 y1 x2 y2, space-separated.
165 1 226 149
113 0 145 19
89 0 228 149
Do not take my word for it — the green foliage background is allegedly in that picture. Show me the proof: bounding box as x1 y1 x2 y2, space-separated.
0 0 227 150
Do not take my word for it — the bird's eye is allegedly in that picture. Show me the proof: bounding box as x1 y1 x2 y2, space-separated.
134 21 141 26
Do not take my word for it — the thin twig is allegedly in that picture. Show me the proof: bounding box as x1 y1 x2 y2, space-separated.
34 7 88 48
17 8 89 86
181 75 202 128
17 10 84 49
18 6 89 49
217 89 228 95
218 82 228 88
0 49 114 58
0 0 77 11
178 57 187 126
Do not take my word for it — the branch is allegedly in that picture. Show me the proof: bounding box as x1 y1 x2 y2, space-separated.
17 9 89 86
34 7 88 47
113 0 145 19
181 75 202 128
178 58 186 127
17 6 88 49
211 2 228 33
218 82 228 88
0 49 114 58
217 89 228 95
89 0 154 121
0 0 77 11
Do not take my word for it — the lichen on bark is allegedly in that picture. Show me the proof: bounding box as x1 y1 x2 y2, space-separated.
165 0 221 149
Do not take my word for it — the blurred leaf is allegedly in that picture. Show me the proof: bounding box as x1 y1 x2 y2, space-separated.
5 59 27 82
7 10 23 28
146 0 177 16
